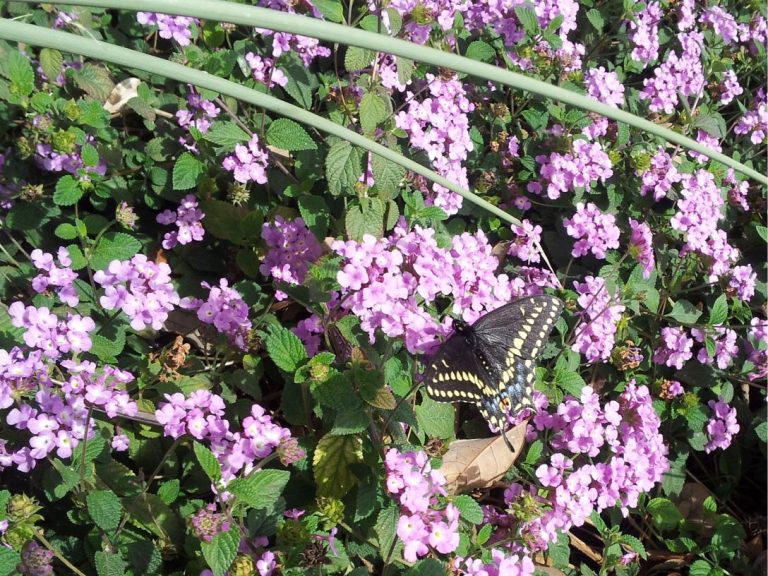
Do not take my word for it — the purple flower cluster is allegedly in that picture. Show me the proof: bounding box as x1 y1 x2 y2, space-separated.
691 327 738 370
35 140 106 181
627 1 661 66
30 247 79 306
395 74 475 215
271 33 331 67
640 31 704 114
745 318 768 382
725 169 750 211
17 541 54 576
385 449 459 562
63 360 139 420
507 382 668 551
181 279 252 350
653 326 693 369
628 218 655 278
222 134 269 185
638 148 681 200
688 130 722 164
136 12 197 46
734 88 767 145
585 67 625 108
245 53 288 88
507 219 542 264
155 392 298 482
333 221 532 354
8 303 94 359
190 503 230 543
454 550 535 576
156 194 206 250
176 91 220 135
718 69 743 106
563 202 620 260
704 399 739 453
260 216 323 301
94 255 180 331
571 276 625 363
529 140 613 199
293 315 323 357
670 170 738 280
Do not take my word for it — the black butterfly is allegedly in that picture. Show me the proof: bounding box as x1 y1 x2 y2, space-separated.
422 295 563 450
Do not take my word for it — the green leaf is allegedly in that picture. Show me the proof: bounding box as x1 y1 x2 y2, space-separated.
90 232 142 271
524 439 544 466
313 433 363 497
53 175 84 206
313 0 344 22
203 121 250 148
619 534 647 559
0 547 19 576
371 153 406 198
298 195 330 237
283 58 314 109
200 199 243 243
264 325 308 373
755 420 767 443
67 245 88 270
415 395 454 439
646 497 683 531
194 441 222 483
266 118 316 151
94 551 127 576
465 41 495 63
72 64 114 101
375 505 399 556
397 56 414 86
325 140 363 196
756 225 768 243
201 526 240 576
709 294 728 326
172 152 205 190
86 490 123 532
90 329 126 363
514 6 540 34
689 559 714 576
452 494 483 524
555 369 586 397
477 523 492 545
345 46 375 71
39 48 63 86
4 49 34 98
346 198 385 241
359 92 389 135
666 299 702 325
586 8 604 31
55 223 79 240
227 469 290 510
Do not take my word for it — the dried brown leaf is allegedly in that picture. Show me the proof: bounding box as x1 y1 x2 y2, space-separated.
439 422 527 494
103 77 140 113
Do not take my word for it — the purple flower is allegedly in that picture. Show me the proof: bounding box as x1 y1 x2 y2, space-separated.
136 12 197 46
508 219 542 264
181 279 252 350
8 302 95 359
260 216 323 300
718 69 743 105
653 326 693 369
688 130 722 164
531 140 613 200
704 399 739 453
628 219 655 278
638 148 681 201
30 247 79 306
222 134 269 184
571 276 625 364
692 327 738 370
564 202 620 260
734 88 767 145
639 31 704 113
585 67 624 108
245 53 288 88
627 1 661 66
156 194 205 249
728 265 756 302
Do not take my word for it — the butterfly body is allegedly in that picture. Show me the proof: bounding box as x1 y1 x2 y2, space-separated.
423 295 563 443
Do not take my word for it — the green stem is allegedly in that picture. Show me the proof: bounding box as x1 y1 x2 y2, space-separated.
7 0 764 184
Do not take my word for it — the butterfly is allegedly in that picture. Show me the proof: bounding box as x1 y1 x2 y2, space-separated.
422 295 563 450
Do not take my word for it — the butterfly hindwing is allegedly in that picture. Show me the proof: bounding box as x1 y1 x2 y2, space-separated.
423 332 487 403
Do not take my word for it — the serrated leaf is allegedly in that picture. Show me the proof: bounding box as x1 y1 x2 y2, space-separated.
375 505 399 555
313 0 344 22
452 494 483 524
55 223 79 240
465 41 495 63
359 92 389 134
415 395 454 439
666 300 702 324
756 225 768 243
689 559 714 576
94 551 127 576
346 198 385 241
709 294 728 326
0 546 19 576
194 441 222 483
524 439 544 466
755 421 767 443
264 325 308 373
313 433 363 497
283 58 314 109
555 369 586 397
298 195 330 237
201 526 239 576
3 49 34 98
90 232 141 271
67 244 87 270
72 63 114 101
397 56 414 86
619 534 647 558
90 329 126 363
53 175 84 206
326 140 363 196
172 152 205 190
371 153 405 198
39 48 63 85
514 6 539 34
646 497 683 531
203 121 250 148
227 469 289 510
364 386 397 410
345 46 375 71
87 490 123 532
586 8 604 31
266 118 316 151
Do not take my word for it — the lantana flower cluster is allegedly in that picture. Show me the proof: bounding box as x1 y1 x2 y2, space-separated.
260 216 324 300
222 134 269 185
704 399 740 453
181 279 252 350
136 12 197 46
571 276 625 363
30 247 79 307
156 193 206 250
563 202 621 260
529 140 613 200
8 303 95 359
499 382 669 553
384 449 460 562
94 255 180 331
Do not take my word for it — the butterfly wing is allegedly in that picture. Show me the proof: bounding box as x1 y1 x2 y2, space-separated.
422 330 489 407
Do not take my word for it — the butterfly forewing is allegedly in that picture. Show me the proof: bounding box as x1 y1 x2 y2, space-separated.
423 333 487 403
